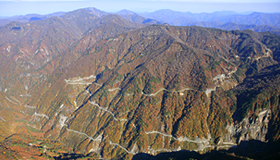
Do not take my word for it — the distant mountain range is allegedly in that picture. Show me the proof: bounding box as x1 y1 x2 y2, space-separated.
2 8 279 36
0 12 65 27
139 10 280 36
139 10 280 27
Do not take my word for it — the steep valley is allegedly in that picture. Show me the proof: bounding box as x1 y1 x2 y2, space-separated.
0 8 280 159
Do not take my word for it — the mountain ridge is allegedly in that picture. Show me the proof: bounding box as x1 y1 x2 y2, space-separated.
2 8 280 39
19 24 280 159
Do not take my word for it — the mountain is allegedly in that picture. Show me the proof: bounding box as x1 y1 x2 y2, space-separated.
86 7 108 17
117 10 162 25
117 9 136 15
188 11 239 21
3 9 280 36
215 12 280 27
140 10 280 36
174 20 223 28
180 21 280 37
0 8 103 103
141 10 280 27
0 12 66 27
0 8 142 142
0 7 106 27
1 7 280 160
23 25 280 159
140 9 192 25
140 10 240 25
217 22 280 36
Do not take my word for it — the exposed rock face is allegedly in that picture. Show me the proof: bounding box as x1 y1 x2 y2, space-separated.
238 109 271 143
225 109 271 145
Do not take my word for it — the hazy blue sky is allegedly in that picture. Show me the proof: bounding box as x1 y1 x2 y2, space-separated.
0 0 279 17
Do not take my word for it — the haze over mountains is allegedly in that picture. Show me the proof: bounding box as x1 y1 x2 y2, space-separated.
2 8 280 32
1 8 280 36
0 7 280 159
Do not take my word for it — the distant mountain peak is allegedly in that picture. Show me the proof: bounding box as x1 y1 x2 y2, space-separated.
86 7 108 17
116 9 136 15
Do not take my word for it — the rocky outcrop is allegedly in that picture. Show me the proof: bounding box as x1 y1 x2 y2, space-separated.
224 109 271 146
